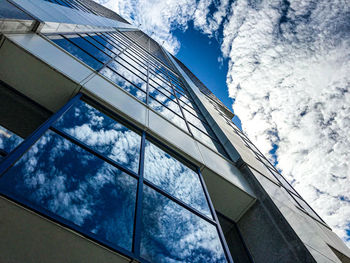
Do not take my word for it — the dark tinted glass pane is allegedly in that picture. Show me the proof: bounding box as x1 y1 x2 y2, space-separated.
49 36 103 70
0 125 23 154
0 131 137 251
141 186 226 263
100 67 147 103
53 100 141 173
144 140 212 218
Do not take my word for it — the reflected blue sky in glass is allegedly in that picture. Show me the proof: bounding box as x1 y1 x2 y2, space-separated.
0 125 23 154
65 34 111 64
148 97 188 131
100 67 147 103
0 130 137 251
141 185 226 263
53 100 141 173
144 140 212 218
82 33 119 58
49 36 103 70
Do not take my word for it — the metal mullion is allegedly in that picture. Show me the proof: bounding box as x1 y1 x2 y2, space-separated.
142 178 216 226
182 105 209 125
123 49 149 69
196 168 234 263
108 32 133 48
162 67 193 135
156 64 181 82
119 51 149 76
149 94 185 119
103 65 146 95
126 43 153 66
114 31 140 48
132 132 146 256
98 32 128 51
74 0 93 13
119 31 177 75
58 0 75 9
113 57 148 83
77 33 114 60
149 82 174 101
146 38 150 105
189 122 221 142
50 127 139 180
97 32 146 74
61 34 106 66
0 94 82 176
148 67 174 91
84 33 121 57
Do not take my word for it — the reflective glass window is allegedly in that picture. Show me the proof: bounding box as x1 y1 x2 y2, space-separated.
0 130 137 251
0 125 23 154
101 33 128 51
53 100 141 173
148 97 187 131
149 73 173 95
65 34 111 64
141 186 226 263
107 59 147 91
49 35 103 70
82 33 120 58
118 53 148 78
144 140 212 218
100 66 147 103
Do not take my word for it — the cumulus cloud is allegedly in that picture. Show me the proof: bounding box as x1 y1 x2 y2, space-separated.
223 0 350 246
94 0 350 247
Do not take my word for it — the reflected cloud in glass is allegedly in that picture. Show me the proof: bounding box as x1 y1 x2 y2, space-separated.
141 186 226 263
0 125 23 154
54 100 141 173
0 131 137 251
144 140 212 218
49 35 103 70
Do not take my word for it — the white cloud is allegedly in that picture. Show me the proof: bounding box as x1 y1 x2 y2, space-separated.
94 0 350 247
223 0 350 246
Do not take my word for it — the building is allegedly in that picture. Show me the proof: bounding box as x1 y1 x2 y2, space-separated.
0 0 349 262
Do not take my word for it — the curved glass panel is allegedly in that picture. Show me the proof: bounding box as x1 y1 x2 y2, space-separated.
0 131 137 251
144 140 212 218
53 100 141 173
141 186 226 263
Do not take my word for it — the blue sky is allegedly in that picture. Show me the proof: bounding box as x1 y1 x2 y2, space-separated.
99 0 350 247
172 20 242 129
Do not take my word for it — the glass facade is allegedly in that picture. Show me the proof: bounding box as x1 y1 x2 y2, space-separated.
46 30 229 158
0 96 230 263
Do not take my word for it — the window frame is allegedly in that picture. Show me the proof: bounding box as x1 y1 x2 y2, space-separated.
0 93 234 263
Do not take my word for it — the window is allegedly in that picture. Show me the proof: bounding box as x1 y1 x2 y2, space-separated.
45 30 230 160
0 95 232 263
